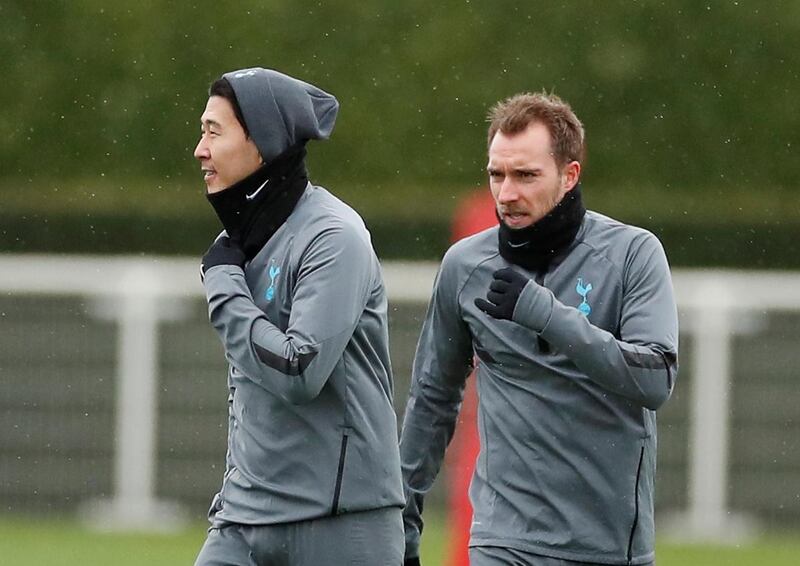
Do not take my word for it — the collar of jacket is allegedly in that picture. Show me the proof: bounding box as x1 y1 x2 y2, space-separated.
497 183 586 274
206 144 308 260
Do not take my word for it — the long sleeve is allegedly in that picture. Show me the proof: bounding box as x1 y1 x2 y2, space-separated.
203 224 372 405
512 232 678 410
399 253 475 559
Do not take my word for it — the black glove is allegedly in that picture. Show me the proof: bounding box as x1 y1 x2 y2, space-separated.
404 558 421 566
201 236 246 280
474 267 530 320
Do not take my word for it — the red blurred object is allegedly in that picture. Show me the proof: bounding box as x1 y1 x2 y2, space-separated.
447 190 497 566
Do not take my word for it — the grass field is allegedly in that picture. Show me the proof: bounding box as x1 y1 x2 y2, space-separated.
1 514 799 565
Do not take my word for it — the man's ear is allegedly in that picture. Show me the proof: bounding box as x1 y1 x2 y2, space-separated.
562 160 581 191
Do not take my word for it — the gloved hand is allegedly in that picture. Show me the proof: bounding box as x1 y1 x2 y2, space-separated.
404 558 421 566
201 236 246 280
474 267 530 320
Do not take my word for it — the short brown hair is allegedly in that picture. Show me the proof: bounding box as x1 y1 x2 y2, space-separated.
487 92 585 168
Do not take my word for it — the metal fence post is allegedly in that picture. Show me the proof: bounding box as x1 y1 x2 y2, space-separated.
663 277 759 542
80 264 187 531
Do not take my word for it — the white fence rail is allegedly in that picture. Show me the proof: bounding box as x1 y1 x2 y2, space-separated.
2 254 798 538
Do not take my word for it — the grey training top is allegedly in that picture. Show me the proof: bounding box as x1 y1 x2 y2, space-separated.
203 183 405 525
400 211 678 565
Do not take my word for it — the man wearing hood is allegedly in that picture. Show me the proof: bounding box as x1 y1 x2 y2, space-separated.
192 67 404 566
399 93 678 565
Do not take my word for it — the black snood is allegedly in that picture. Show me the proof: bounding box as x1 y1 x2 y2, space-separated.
497 184 586 273
206 144 308 260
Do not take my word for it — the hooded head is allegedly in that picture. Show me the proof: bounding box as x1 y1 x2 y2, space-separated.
222 67 339 164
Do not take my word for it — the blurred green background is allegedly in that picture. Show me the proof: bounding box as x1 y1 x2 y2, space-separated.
3 512 800 566
2 0 799 264
3 2 800 565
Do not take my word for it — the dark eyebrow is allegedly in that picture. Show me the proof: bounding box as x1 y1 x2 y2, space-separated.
201 118 223 129
486 166 542 174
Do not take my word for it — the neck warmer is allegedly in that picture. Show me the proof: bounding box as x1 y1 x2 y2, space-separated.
497 184 586 273
207 144 308 260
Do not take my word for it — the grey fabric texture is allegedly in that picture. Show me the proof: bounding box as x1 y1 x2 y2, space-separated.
400 211 678 565
470 546 655 566
194 507 404 566
202 184 404 526
223 67 338 163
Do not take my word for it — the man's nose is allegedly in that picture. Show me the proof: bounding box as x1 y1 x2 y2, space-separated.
497 179 518 203
194 138 209 160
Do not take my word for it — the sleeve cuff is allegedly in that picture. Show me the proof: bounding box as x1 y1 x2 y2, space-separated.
512 280 554 332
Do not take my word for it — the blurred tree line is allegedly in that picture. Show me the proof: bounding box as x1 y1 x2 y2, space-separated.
1 1 799 265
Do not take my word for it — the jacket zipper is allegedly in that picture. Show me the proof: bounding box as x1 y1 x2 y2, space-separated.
217 387 237 510
330 433 349 515
534 270 550 353
626 445 645 564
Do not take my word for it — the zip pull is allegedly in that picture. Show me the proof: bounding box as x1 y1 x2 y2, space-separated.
534 269 551 354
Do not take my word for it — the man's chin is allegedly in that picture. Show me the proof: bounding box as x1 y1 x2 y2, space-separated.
206 183 227 195
500 215 534 230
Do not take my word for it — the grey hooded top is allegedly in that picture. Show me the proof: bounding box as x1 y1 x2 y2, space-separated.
201 69 404 525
